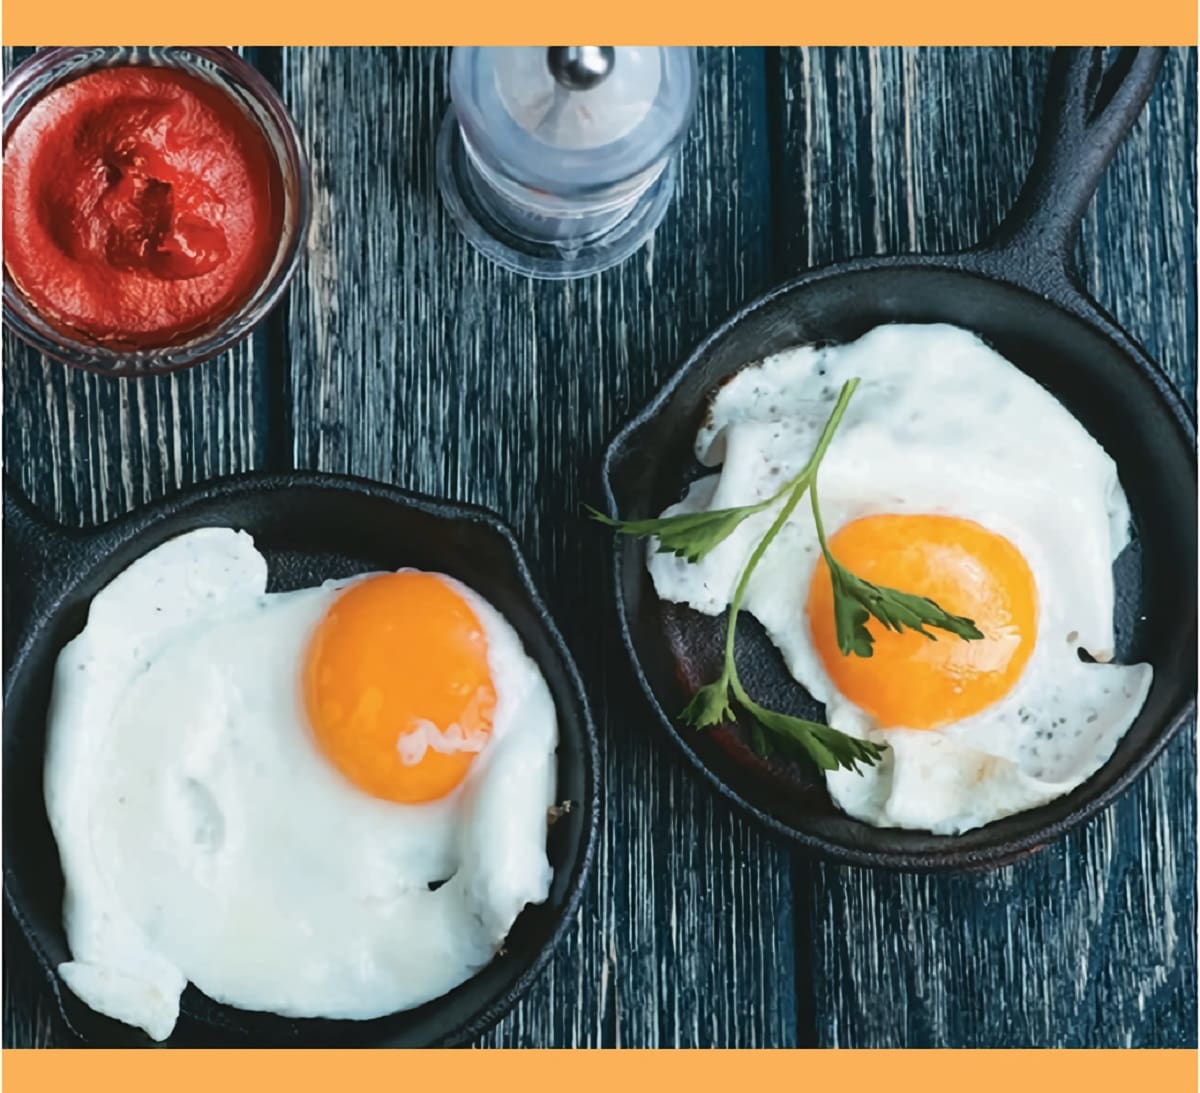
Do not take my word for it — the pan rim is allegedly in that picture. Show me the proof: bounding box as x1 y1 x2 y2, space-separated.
601 256 1197 873
3 468 601 1046
604 255 1197 471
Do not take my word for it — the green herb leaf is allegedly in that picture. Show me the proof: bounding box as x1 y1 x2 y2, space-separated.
825 558 877 658
678 673 735 729
829 562 985 657
738 693 886 773
806 478 984 659
587 502 770 564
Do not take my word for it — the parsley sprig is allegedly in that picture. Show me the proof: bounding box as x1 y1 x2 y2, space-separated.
596 377 983 773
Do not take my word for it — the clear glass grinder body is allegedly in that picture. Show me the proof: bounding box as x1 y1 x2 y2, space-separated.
437 46 698 279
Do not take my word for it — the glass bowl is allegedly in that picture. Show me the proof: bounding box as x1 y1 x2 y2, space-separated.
2 46 311 376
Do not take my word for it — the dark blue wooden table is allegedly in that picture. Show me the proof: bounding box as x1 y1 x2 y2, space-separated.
3 46 1195 1048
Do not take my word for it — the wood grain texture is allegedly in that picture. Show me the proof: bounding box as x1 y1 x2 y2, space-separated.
3 46 1195 1051
773 46 1197 1049
278 46 800 1048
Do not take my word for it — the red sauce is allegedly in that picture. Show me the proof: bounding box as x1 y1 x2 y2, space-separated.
3 66 283 346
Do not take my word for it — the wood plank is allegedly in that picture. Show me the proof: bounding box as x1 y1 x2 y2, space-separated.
278 46 800 1047
1 45 273 1046
772 46 1197 1048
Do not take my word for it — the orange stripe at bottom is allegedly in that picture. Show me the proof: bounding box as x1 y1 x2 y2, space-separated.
3 1047 1197 1093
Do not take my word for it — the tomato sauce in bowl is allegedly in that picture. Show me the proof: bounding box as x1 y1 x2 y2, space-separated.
2 48 309 374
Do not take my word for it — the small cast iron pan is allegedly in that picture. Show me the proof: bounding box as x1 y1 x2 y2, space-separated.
602 47 1197 872
2 471 599 1045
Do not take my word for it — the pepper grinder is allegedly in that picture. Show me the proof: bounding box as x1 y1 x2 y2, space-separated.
437 46 698 279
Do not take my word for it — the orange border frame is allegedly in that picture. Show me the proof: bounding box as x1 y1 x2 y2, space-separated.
2 9 1196 1088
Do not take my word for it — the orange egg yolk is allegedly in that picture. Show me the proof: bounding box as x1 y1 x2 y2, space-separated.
806 514 1038 730
302 572 496 804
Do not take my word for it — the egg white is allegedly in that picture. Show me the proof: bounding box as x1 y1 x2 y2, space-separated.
648 323 1152 834
44 529 558 1040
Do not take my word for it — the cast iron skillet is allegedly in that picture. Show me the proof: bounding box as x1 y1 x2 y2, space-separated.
2 471 599 1045
602 47 1197 872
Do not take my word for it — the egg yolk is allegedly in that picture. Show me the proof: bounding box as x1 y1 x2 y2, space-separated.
302 572 496 804
806 514 1038 730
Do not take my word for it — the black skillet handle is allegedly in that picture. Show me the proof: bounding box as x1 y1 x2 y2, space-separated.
974 47 1166 295
3 475 83 665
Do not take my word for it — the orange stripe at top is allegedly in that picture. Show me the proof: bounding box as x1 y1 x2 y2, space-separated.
2 0 1197 46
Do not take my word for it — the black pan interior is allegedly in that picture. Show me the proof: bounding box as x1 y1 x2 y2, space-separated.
3 473 598 1046
605 261 1197 871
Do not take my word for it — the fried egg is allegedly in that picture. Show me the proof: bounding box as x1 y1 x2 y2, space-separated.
44 529 558 1040
648 323 1151 834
